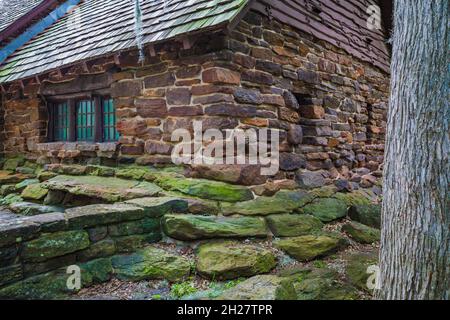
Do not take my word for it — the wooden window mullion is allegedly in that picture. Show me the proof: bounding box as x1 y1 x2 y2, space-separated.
47 102 55 142
94 96 103 142
68 99 76 142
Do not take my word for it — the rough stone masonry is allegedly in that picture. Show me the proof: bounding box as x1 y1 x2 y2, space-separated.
0 10 389 190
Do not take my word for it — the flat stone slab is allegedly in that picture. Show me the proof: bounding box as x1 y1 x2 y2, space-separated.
218 275 296 300
0 219 41 247
43 175 162 202
274 234 347 261
197 241 277 280
0 170 33 184
221 190 312 216
154 174 254 202
111 246 190 282
124 196 188 217
9 202 63 216
64 203 145 229
162 214 269 240
21 230 90 262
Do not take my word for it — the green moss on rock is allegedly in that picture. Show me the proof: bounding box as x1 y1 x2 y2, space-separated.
218 275 297 300
115 167 148 180
21 184 48 200
3 157 25 171
162 214 268 240
342 221 380 244
274 233 347 261
155 175 253 202
299 198 348 222
289 268 360 300
348 204 381 228
221 190 313 216
266 214 323 237
111 246 191 282
197 241 277 280
21 230 90 262
345 251 379 292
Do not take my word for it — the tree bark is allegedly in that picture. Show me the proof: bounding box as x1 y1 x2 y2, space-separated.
376 0 449 300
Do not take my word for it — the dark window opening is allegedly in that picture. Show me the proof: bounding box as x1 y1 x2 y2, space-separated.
48 96 119 143
293 93 314 106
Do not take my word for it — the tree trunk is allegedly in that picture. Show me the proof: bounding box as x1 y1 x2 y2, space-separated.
376 0 449 300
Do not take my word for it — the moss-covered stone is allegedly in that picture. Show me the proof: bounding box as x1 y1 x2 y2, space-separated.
49 164 87 175
299 198 348 222
221 190 313 216
108 218 160 236
348 204 381 228
0 171 33 185
3 157 25 171
0 184 16 196
288 268 360 300
21 184 48 200
333 191 373 207
86 165 116 177
80 257 113 284
44 175 161 203
162 214 268 240
14 179 39 192
0 269 73 299
342 221 380 244
115 167 148 180
77 239 116 261
345 251 378 292
155 175 253 202
37 171 57 182
111 247 190 282
266 214 323 237
0 264 22 287
21 230 90 262
114 234 161 253
274 234 347 261
218 275 296 300
0 258 111 299
9 202 63 216
0 194 23 206
125 196 188 217
197 241 277 280
64 203 145 229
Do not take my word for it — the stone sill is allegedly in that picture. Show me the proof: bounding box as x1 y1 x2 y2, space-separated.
36 142 118 152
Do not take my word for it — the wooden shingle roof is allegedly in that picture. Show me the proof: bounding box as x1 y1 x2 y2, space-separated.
0 0 249 83
0 0 46 33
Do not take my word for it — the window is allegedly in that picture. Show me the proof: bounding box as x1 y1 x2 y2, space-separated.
48 96 119 142
53 102 70 141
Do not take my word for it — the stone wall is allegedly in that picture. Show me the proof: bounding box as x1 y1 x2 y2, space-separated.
0 198 187 296
0 10 389 188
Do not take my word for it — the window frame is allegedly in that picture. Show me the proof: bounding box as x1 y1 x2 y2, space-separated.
47 93 118 143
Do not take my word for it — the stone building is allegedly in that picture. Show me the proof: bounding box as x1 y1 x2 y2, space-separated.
0 0 392 188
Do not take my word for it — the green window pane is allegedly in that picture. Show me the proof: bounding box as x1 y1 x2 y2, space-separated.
102 98 119 142
54 102 69 141
76 100 95 141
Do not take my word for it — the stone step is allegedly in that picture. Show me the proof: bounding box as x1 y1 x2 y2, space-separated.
43 175 162 203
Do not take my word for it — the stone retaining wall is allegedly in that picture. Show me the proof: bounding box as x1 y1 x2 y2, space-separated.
0 198 187 295
0 10 389 189
0 160 382 299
